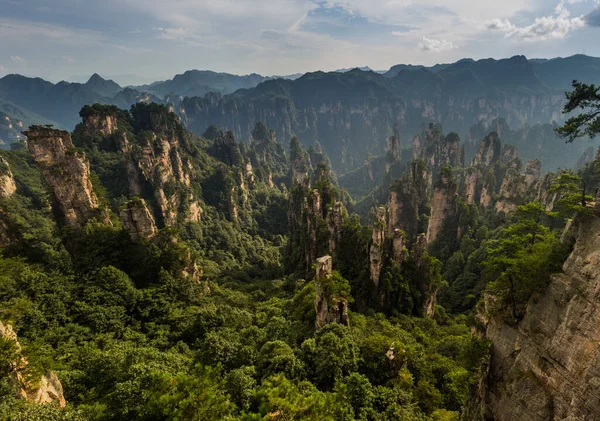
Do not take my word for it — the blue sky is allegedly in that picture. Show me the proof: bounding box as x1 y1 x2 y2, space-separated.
1 0 599 85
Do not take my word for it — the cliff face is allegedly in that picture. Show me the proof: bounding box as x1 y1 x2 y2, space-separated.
83 114 119 137
0 320 66 408
462 132 531 211
326 201 343 256
24 127 105 228
314 255 350 329
81 106 202 228
388 160 428 243
412 234 438 318
180 81 565 173
0 157 17 198
369 206 386 288
475 213 600 421
119 198 157 240
412 124 462 178
426 170 457 244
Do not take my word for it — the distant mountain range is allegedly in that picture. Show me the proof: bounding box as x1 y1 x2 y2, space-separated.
2 54 600 171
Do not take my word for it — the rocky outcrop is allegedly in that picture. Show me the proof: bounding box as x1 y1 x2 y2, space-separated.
524 158 542 188
537 172 560 212
369 207 386 288
83 114 118 137
494 168 528 214
388 160 428 243
326 201 343 256
462 132 526 211
228 186 239 224
474 213 600 421
119 198 157 240
24 127 106 228
106 108 201 228
314 256 350 329
306 189 323 266
471 132 502 167
392 229 407 266
0 320 66 408
412 234 437 318
495 158 542 215
386 133 400 173
412 124 462 179
185 200 203 224
426 169 457 244
0 157 17 198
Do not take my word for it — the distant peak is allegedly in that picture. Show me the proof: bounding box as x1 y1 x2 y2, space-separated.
87 73 105 82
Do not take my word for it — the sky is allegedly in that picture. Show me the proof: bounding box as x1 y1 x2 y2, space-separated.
1 0 600 85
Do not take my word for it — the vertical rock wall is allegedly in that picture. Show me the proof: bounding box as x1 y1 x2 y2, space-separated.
24 127 105 228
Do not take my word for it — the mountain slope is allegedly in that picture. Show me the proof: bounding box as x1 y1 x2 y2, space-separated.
134 70 269 98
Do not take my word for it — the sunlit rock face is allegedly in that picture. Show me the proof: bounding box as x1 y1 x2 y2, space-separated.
119 198 157 240
0 320 66 408
83 114 119 137
0 157 17 198
24 127 106 228
472 212 600 421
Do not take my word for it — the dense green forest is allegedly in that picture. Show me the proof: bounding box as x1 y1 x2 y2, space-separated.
0 98 595 421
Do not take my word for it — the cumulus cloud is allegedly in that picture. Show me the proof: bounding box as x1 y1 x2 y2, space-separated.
418 36 456 52
10 56 25 63
585 7 600 26
484 0 585 41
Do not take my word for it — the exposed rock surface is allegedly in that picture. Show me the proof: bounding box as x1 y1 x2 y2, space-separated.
119 198 157 240
326 202 343 256
314 256 350 329
473 213 600 421
412 124 462 180
0 320 66 408
426 170 457 244
369 206 386 287
0 157 17 198
83 114 118 137
462 132 526 211
392 229 407 266
471 132 502 167
81 107 202 228
524 158 542 187
494 168 528 214
386 133 400 173
24 127 105 228
412 234 437 318
388 160 428 243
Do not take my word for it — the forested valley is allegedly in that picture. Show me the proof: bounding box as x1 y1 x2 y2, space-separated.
0 81 598 421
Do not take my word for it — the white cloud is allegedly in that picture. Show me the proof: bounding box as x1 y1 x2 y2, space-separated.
484 0 585 41
418 36 456 52
0 64 6 73
319 0 536 24
63 56 75 64
484 19 516 32
10 55 25 63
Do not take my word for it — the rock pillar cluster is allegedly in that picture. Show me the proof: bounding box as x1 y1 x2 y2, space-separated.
24 127 106 228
